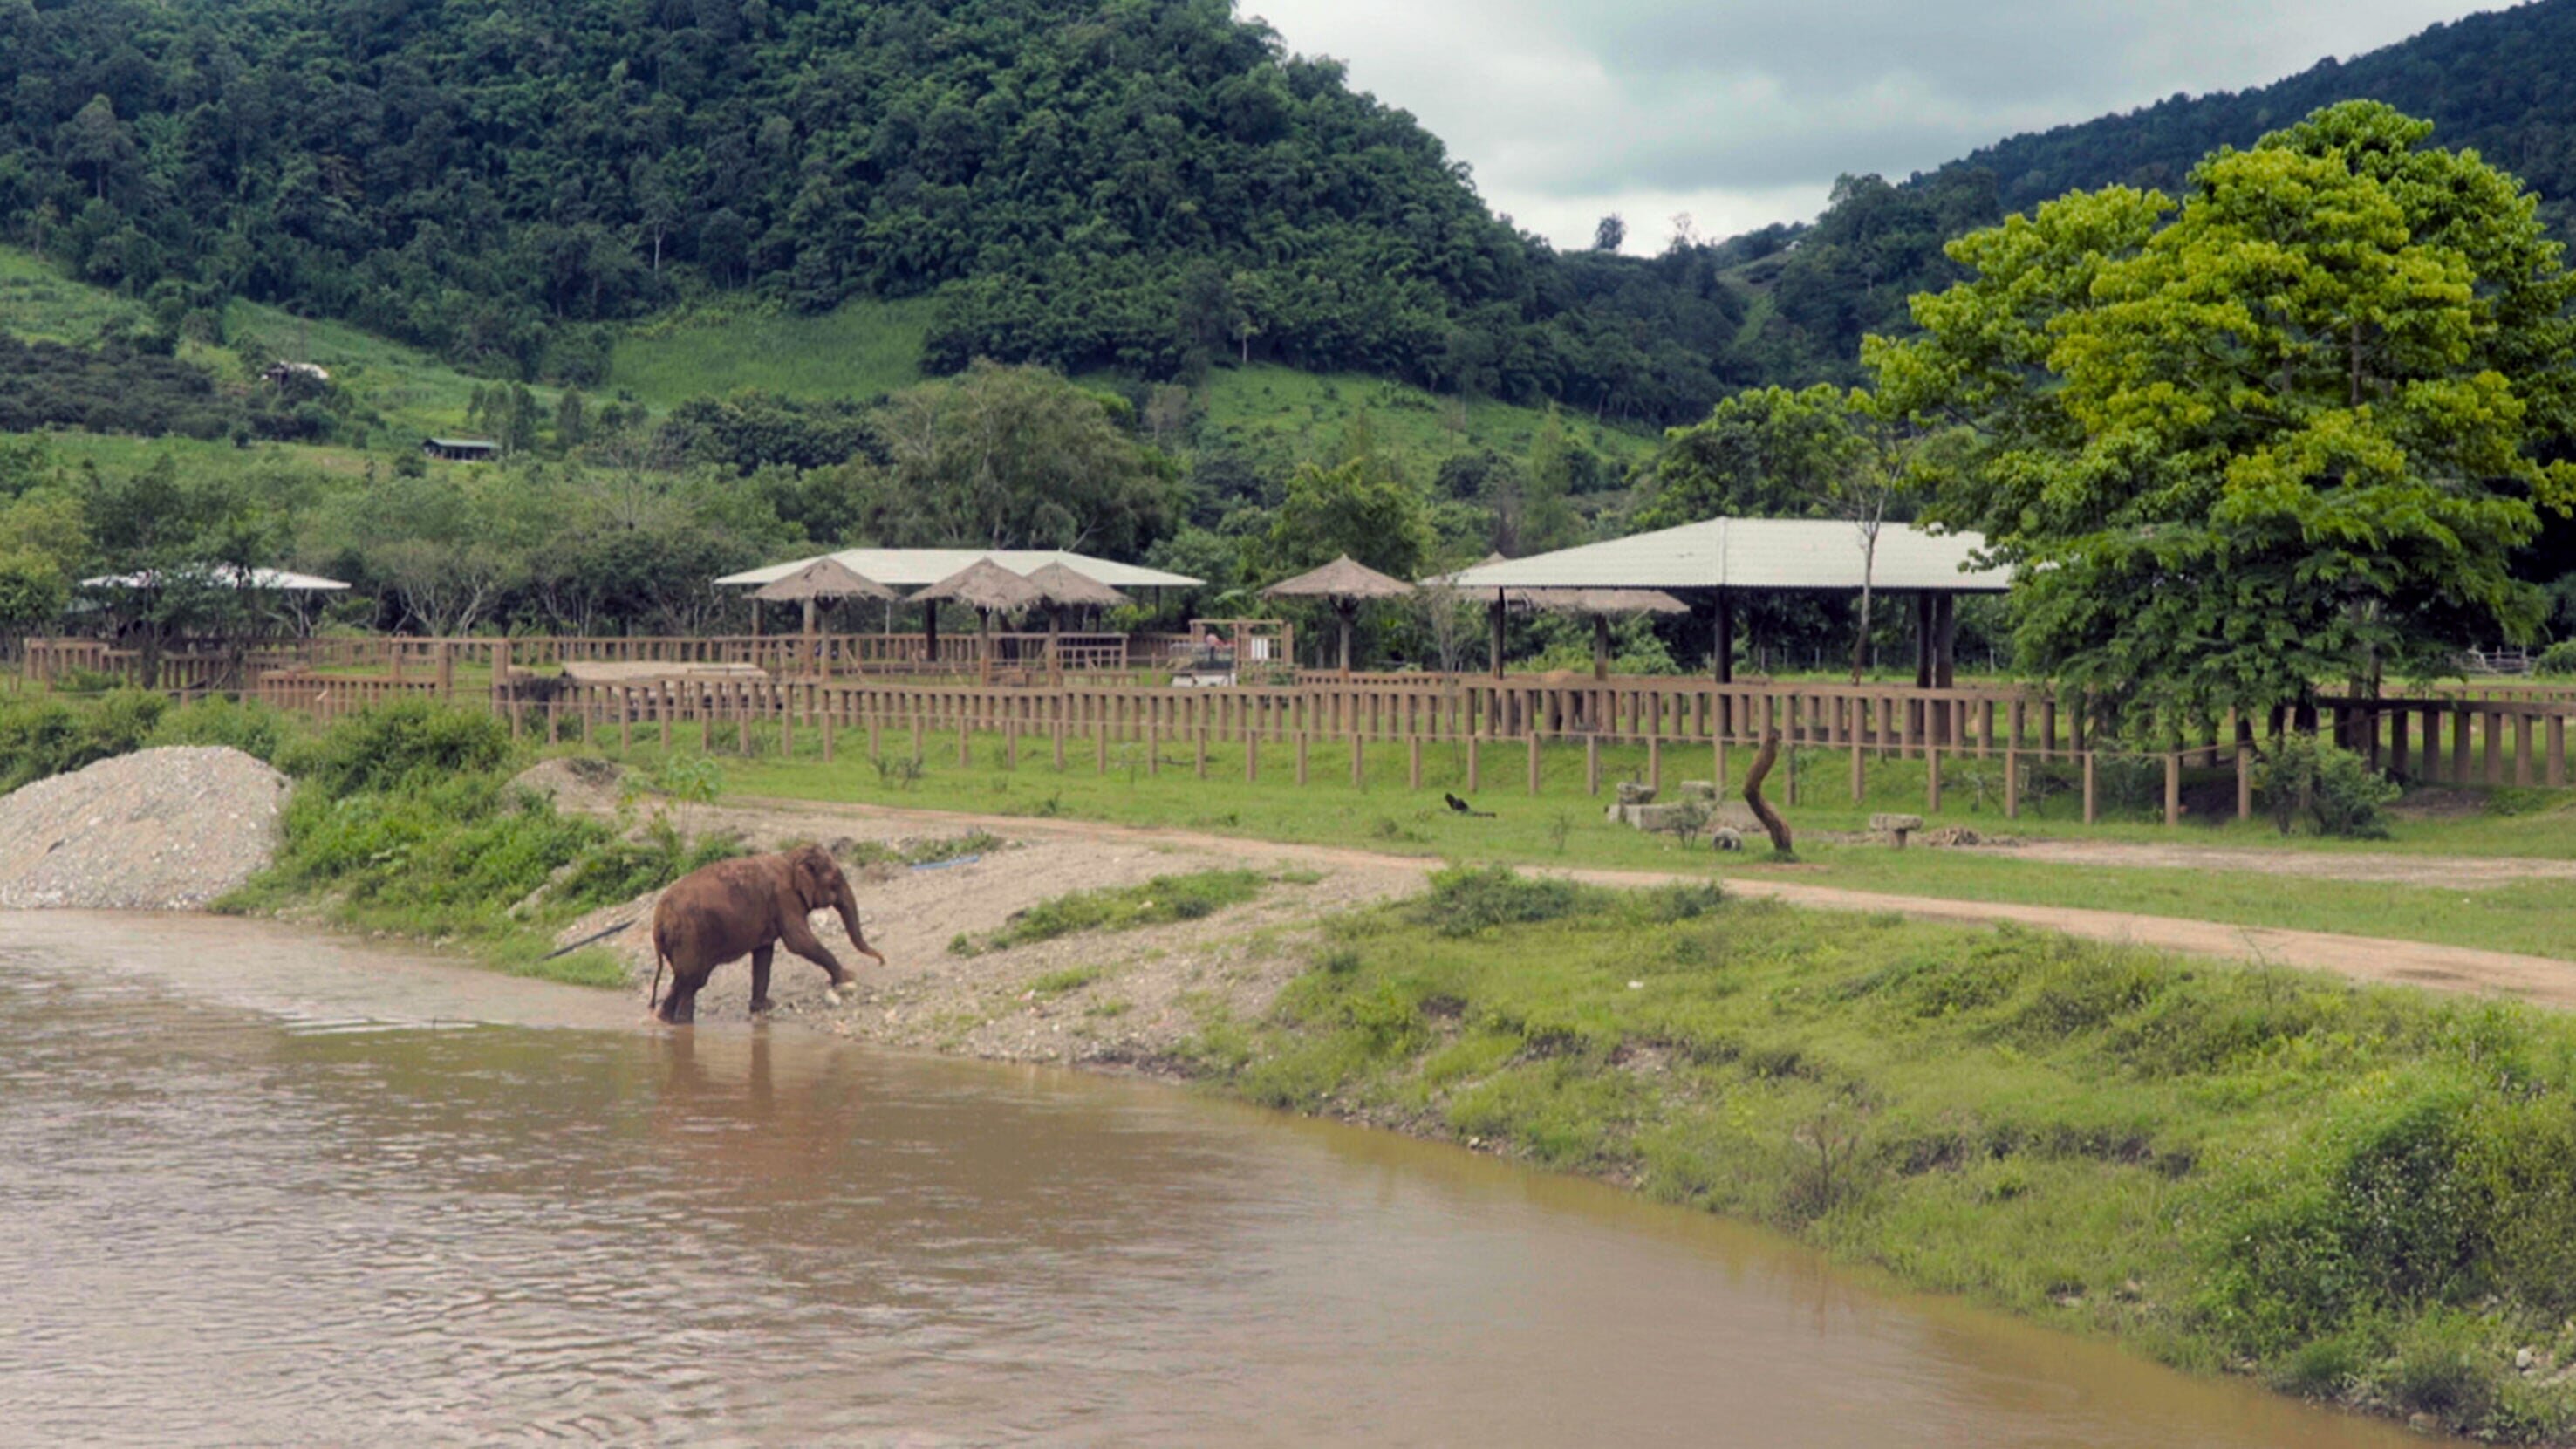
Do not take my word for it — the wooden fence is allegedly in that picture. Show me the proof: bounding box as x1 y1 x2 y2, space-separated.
216 667 2573 830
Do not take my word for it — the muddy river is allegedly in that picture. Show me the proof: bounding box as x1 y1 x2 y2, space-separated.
2 913 2414 1447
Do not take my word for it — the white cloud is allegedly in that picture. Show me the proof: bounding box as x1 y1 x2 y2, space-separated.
1242 0 2512 250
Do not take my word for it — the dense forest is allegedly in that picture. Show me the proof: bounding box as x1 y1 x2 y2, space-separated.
1942 0 2576 230
0 0 1780 424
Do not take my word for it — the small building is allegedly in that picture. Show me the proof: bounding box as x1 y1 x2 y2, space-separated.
262 360 331 386
421 437 500 462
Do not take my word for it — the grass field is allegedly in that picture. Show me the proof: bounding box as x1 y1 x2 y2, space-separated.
542 722 2576 961
1194 867 2576 1440
0 245 148 343
1193 365 1657 474
609 297 938 406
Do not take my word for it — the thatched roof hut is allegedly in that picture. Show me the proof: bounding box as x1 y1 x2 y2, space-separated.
750 557 897 640
1022 561 1130 610
750 557 895 605
909 557 1046 614
1262 555 1414 673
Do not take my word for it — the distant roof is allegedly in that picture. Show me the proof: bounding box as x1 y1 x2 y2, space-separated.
718 548 1199 590
1512 587 1691 617
1262 554 1415 601
908 557 1047 613
425 437 498 450
1022 560 1131 608
1438 518 2010 593
749 557 896 603
81 566 350 593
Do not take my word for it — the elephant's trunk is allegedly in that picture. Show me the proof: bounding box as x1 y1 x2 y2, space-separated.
835 880 878 962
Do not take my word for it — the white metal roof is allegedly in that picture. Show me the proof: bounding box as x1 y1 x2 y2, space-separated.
81 566 352 592
717 549 1200 591
1437 518 2009 593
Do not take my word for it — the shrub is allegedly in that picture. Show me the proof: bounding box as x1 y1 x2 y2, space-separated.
0 688 168 793
2535 640 2576 677
2254 733 2398 838
281 699 515 798
149 696 292 762
1411 865 1593 936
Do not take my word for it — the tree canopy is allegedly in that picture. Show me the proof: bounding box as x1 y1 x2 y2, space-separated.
1872 101 2576 726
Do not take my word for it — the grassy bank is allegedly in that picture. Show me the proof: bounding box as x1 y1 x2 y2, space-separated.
1185 867 2576 1439
592 728 2575 960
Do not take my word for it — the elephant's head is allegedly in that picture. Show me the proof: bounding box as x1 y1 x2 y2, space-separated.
785 844 884 965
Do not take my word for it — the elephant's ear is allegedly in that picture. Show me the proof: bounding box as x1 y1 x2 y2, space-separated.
798 849 838 910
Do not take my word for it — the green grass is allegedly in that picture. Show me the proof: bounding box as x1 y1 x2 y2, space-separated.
1189 867 2576 1440
569 724 2575 962
1192 364 1657 474
610 297 936 406
949 867 1281 955
0 243 554 443
0 245 149 343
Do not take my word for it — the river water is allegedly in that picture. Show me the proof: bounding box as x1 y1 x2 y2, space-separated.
2 913 2414 1447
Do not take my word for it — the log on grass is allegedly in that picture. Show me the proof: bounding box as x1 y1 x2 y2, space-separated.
1743 728 1795 858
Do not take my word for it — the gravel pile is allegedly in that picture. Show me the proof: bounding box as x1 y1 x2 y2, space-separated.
0 747 290 910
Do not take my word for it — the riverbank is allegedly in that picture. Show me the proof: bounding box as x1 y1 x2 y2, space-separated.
1158 869 2576 1442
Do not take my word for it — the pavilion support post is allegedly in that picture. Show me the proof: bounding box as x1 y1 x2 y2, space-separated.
1592 614 1611 681
1913 591 1934 689
1932 593 1956 687
923 604 939 671
1712 591 1734 685
1489 594 1507 680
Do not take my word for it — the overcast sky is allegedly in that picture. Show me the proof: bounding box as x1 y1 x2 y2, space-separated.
1244 0 2515 252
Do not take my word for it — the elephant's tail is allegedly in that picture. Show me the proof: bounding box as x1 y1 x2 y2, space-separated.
648 927 669 1014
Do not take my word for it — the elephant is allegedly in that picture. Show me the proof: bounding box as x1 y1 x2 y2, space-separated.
650 844 885 1023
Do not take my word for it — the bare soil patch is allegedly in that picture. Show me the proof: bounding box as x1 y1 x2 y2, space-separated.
1951 837 2576 890
544 795 1410 1060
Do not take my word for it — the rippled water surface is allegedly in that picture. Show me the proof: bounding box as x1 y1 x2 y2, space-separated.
1 913 2415 1446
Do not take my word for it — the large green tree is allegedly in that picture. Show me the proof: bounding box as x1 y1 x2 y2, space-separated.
1871 101 2576 727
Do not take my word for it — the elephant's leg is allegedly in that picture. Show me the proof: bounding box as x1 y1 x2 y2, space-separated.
748 945 776 1015
776 914 853 989
666 968 707 1024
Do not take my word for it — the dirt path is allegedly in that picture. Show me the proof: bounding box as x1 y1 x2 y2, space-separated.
1958 837 2576 890
700 795 2576 1012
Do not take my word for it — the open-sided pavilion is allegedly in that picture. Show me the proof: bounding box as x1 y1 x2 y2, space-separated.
1437 517 2011 685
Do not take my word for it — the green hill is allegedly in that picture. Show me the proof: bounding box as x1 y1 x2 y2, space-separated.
0 0 1748 426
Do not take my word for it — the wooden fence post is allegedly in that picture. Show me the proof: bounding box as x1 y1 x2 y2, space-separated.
2551 714 2567 789
1848 735 1863 804
2082 752 2098 825
1296 731 1309 785
1585 735 1601 796
659 687 673 751
2236 740 2252 821
1467 734 1481 795
1351 733 1364 789
2164 752 2181 828
2515 713 2535 787
2003 748 2019 818
1527 731 1541 796
823 704 836 763
1246 731 1259 783
1409 735 1423 791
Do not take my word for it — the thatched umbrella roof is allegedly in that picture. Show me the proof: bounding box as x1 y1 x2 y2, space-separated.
749 556 896 603
1263 555 1416 603
1022 561 1131 609
908 557 1045 614
1263 555 1412 673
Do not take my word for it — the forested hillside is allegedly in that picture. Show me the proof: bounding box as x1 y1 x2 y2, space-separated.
1945 0 2576 229
0 0 1754 423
